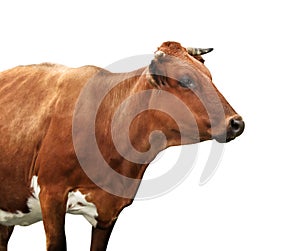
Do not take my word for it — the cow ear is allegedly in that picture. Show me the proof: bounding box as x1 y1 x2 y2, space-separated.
148 59 165 86
148 53 167 86
192 55 205 64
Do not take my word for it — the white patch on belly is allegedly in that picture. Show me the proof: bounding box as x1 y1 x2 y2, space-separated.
0 176 42 226
0 177 98 227
66 190 98 227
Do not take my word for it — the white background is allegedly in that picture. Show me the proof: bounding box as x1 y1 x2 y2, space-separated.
1 0 300 250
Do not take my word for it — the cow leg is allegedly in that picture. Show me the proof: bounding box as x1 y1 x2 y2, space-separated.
0 225 14 251
90 221 116 251
39 188 67 251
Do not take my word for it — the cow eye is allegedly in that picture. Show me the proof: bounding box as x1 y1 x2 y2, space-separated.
179 76 194 88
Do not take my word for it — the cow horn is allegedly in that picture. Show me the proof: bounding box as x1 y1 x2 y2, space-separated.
186 47 214 56
154 50 165 58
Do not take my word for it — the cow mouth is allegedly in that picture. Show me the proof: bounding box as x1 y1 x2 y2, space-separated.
216 136 236 143
213 131 243 143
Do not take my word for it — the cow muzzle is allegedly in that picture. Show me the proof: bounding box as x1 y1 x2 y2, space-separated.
215 115 245 143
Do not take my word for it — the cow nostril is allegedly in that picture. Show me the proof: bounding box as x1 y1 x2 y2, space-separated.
229 117 245 137
231 119 240 131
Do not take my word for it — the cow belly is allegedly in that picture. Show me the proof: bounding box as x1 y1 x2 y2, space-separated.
0 176 98 227
0 198 42 226
0 176 42 226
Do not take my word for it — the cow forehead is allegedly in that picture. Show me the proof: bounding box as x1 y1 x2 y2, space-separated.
157 41 186 55
156 42 189 61
156 41 206 68
155 42 212 79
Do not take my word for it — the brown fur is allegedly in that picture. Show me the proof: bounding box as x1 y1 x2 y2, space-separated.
0 42 243 251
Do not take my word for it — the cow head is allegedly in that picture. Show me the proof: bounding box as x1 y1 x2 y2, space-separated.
147 41 244 144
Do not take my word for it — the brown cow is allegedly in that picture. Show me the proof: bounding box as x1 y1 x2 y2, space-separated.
0 41 244 251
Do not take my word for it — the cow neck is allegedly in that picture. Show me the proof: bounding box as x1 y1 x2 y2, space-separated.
92 67 168 197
